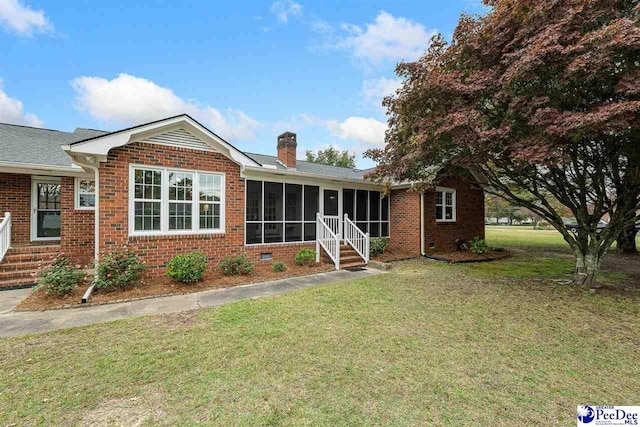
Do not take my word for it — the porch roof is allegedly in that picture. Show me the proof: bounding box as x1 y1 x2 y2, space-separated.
0 122 106 168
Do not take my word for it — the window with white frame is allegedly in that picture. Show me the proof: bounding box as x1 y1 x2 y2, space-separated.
131 166 224 235
75 178 96 209
435 187 456 222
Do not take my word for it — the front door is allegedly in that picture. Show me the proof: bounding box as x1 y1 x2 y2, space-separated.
322 188 341 237
31 178 61 241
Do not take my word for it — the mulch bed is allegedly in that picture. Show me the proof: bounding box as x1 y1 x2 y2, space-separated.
425 249 511 263
16 261 333 312
372 249 419 262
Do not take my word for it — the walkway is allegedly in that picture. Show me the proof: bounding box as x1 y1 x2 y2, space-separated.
0 268 384 338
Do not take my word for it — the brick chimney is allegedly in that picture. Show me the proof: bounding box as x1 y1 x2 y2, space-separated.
277 131 297 168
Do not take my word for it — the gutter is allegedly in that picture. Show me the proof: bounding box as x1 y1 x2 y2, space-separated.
68 156 100 304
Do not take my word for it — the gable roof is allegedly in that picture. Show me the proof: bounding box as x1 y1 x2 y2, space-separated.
64 114 260 168
0 116 379 182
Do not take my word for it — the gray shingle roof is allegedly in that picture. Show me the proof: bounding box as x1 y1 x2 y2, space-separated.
245 152 371 181
0 122 374 182
0 123 107 168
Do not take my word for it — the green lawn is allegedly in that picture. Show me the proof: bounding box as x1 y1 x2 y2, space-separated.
1 229 639 425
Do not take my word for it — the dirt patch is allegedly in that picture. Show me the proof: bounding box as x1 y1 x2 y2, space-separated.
78 388 171 427
372 249 419 262
425 249 511 263
16 261 333 311
146 310 202 331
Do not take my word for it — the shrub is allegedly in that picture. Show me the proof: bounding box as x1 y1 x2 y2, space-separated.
36 255 85 297
94 248 146 290
294 248 316 266
219 252 253 276
369 237 389 257
166 251 207 283
272 261 286 272
470 237 488 254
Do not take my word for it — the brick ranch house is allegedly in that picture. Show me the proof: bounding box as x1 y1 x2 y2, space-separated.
0 114 485 287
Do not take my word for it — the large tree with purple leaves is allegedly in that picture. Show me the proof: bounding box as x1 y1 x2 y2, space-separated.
367 0 640 285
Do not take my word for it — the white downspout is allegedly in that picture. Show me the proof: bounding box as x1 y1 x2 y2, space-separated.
71 157 100 262
420 191 426 256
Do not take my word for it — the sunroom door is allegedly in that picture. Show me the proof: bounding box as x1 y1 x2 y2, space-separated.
31 178 61 241
321 188 341 237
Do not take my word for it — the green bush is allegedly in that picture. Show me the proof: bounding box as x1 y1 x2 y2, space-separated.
36 255 85 297
219 252 253 276
272 261 286 272
369 237 389 257
94 248 146 290
166 251 207 283
470 237 488 254
294 248 316 266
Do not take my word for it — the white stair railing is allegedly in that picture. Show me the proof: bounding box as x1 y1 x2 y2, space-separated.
0 212 11 263
316 212 340 270
343 213 369 264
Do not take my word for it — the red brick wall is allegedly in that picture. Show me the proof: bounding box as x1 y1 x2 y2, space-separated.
0 173 31 245
388 189 422 256
245 242 315 263
60 177 94 265
423 176 485 252
98 142 246 275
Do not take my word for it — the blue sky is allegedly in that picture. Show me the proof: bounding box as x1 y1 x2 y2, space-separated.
0 0 486 167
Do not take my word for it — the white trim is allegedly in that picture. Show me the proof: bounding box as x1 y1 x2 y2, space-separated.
127 164 226 237
242 165 384 190
435 186 457 223
64 115 259 168
75 177 96 210
420 192 425 255
30 176 62 242
0 161 91 177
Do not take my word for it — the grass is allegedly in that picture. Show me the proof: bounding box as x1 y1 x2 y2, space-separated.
1 228 639 425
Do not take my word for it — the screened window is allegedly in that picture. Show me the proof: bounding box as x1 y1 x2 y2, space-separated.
343 189 390 237
435 187 456 222
130 166 224 235
245 180 319 244
75 179 96 209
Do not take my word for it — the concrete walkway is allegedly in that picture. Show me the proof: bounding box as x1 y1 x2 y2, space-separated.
0 268 384 338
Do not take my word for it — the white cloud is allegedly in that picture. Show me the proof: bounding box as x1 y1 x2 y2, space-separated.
326 116 387 148
0 0 52 36
71 73 260 142
362 77 402 110
0 79 43 127
316 11 435 66
270 0 302 23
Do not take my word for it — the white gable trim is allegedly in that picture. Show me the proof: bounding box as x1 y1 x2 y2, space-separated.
140 128 217 152
62 115 259 168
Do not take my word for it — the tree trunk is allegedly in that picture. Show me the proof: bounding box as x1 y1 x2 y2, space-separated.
616 224 638 254
574 251 601 286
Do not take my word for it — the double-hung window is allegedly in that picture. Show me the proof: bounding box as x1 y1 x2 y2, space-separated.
131 165 224 235
75 178 96 209
435 187 456 222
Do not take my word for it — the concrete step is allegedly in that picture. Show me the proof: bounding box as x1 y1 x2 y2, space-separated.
341 262 367 270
